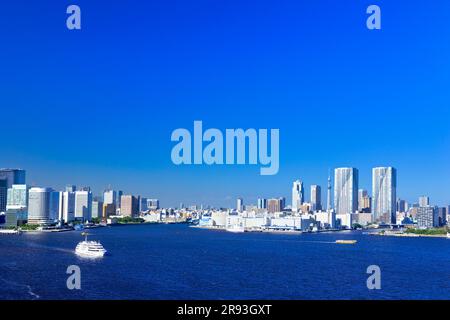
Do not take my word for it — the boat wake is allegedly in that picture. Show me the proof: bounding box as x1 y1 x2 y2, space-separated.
0 277 40 300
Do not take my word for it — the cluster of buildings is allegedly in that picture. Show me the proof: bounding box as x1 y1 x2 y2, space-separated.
197 167 448 231
0 166 448 231
0 168 160 228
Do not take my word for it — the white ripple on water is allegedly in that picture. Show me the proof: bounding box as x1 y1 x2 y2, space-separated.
0 277 41 300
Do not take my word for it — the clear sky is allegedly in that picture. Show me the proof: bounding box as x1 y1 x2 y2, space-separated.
1 1 450 207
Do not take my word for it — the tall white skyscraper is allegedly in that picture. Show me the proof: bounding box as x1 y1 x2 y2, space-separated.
334 168 358 215
103 189 116 205
236 197 244 212
75 190 92 221
59 190 75 223
28 187 52 225
292 180 304 212
310 185 322 211
372 167 397 224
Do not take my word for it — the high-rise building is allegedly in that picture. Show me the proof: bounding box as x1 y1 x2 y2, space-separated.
59 190 75 223
310 185 322 211
419 196 430 208
91 201 103 219
267 198 282 214
117 190 123 208
139 197 148 212
397 199 407 213
103 189 116 205
292 180 304 212
372 167 397 224
236 198 244 212
0 169 26 212
257 198 267 209
334 168 358 215
6 184 28 209
437 207 447 227
75 190 92 221
147 199 159 210
28 187 53 225
121 195 139 217
417 206 439 229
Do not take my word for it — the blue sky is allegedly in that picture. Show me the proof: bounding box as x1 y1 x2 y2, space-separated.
1 1 450 207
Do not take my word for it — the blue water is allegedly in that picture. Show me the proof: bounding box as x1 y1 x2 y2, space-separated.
1 224 449 300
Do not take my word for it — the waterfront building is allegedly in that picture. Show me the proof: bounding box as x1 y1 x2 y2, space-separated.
0 169 26 212
6 184 28 209
103 189 116 205
49 190 60 221
358 189 371 213
310 185 322 211
75 190 92 221
417 206 439 229
267 198 282 214
292 180 304 212
147 199 160 210
121 195 139 217
372 167 397 224
336 213 354 229
28 187 53 225
334 168 358 215
117 190 123 208
139 197 148 212
236 197 244 212
327 173 332 212
59 190 75 223
91 201 103 219
103 203 116 218
437 207 447 227
397 199 407 213
257 198 267 209
314 210 336 229
419 196 430 207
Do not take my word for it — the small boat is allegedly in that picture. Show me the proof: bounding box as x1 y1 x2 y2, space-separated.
336 240 357 245
75 232 107 258
447 233 450 239
226 225 245 233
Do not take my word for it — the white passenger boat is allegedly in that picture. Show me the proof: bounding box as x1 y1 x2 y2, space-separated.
226 225 245 233
75 233 107 258
447 233 450 239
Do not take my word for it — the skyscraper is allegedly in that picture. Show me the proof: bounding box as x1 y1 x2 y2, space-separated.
327 173 332 212
257 198 267 209
334 168 358 215
358 189 371 213
59 190 75 223
0 169 26 212
372 167 397 224
147 199 160 210
292 180 304 212
310 185 322 211
236 197 244 212
103 189 116 205
6 184 28 209
75 190 93 221
121 195 139 217
28 187 52 225
267 198 282 213
419 196 430 207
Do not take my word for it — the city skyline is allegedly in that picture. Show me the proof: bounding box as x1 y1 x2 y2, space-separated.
2 1 450 208
1 165 447 209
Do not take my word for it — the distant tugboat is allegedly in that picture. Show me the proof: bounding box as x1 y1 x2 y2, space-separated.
75 233 107 258
335 240 357 245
